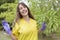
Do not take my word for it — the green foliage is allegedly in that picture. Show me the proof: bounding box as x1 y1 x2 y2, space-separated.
0 0 15 5
0 0 60 36
0 3 17 23
0 0 18 30
29 0 60 36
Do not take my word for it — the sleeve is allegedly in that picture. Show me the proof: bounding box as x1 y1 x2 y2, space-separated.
35 21 38 31
34 20 38 31
35 20 40 32
12 23 19 37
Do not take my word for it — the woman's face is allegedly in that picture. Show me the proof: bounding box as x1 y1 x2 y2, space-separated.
19 4 28 17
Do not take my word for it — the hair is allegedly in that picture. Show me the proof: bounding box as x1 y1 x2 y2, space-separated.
11 2 35 28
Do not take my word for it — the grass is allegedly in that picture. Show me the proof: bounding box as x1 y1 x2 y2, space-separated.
0 31 11 40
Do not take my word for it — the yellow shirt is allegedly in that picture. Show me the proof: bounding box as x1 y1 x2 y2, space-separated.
12 18 38 40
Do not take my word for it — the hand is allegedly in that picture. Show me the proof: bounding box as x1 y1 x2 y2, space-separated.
2 20 11 35
41 22 46 31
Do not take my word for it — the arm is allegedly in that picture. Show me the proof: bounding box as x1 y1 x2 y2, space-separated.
2 20 18 40
11 23 19 40
10 34 17 40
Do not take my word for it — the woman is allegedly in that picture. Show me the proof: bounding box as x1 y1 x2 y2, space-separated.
10 2 39 40
2 2 46 40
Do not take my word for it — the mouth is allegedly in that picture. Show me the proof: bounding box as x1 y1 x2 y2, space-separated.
22 10 27 14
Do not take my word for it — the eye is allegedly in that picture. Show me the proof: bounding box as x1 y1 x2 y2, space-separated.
23 6 26 8
19 7 23 10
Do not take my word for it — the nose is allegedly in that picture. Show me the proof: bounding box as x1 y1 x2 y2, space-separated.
22 8 25 11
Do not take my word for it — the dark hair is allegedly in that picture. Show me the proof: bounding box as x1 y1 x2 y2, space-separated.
11 2 35 27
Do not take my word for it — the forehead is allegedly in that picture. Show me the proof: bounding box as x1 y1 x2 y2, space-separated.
19 4 23 7
19 4 26 8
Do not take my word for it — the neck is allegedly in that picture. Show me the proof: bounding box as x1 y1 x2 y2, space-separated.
23 15 30 22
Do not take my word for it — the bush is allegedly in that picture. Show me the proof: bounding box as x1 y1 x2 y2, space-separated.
0 2 18 30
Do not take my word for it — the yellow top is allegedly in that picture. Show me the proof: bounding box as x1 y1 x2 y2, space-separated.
12 18 38 40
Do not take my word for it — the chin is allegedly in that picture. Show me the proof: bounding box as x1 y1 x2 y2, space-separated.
22 14 28 17
22 13 28 16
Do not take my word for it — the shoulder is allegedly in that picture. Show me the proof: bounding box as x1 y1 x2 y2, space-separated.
30 18 37 24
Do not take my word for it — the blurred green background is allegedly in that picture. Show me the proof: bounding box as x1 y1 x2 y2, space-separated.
0 0 60 40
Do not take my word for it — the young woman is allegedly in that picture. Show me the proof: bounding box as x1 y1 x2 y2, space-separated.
10 2 39 40
2 2 46 40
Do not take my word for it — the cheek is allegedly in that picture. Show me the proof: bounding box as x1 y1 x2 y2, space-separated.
26 8 28 11
25 8 28 13
19 10 22 13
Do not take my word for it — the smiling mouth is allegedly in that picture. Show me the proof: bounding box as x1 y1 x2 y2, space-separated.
22 10 27 14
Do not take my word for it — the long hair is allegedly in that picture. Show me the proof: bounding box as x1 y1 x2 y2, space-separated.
11 2 35 27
